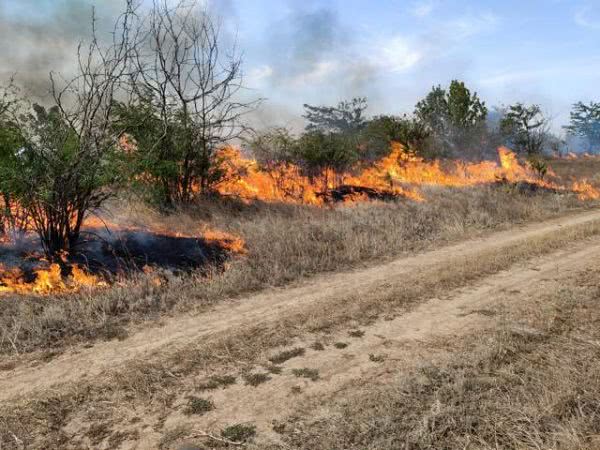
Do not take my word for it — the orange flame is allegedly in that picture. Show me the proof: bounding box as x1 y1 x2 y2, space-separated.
203 229 248 255
214 144 600 203
0 263 104 295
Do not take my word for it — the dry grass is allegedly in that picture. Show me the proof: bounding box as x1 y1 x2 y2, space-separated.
550 157 600 183
0 186 589 355
2 219 600 449
263 269 600 450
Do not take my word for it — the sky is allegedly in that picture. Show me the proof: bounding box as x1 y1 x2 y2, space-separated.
1 0 600 132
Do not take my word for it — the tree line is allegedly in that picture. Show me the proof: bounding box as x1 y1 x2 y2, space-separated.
0 0 599 260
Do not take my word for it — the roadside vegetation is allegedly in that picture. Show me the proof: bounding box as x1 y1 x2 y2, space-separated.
0 186 589 356
2 212 600 449
263 267 600 450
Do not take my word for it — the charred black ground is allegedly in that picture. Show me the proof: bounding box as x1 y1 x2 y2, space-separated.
0 227 233 282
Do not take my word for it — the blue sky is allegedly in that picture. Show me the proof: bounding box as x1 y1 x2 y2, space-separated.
231 0 600 130
1 0 600 131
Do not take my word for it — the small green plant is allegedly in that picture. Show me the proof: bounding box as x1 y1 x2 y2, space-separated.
183 396 215 416
266 365 283 374
311 341 325 351
196 374 236 390
243 372 271 387
269 347 306 364
369 353 385 363
221 423 257 443
334 342 349 349
292 368 320 381
528 158 548 180
348 329 365 338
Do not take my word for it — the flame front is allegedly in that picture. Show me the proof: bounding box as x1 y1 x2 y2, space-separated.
1 144 598 296
0 263 103 295
215 144 599 203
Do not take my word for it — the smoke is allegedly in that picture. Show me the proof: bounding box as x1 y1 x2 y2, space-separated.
261 5 380 105
0 0 125 98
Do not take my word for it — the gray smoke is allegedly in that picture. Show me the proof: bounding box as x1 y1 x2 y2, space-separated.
263 4 379 102
0 0 125 98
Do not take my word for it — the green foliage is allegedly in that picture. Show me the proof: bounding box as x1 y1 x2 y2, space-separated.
303 97 368 134
243 372 271 386
183 396 215 416
0 85 27 235
1 103 120 255
500 103 548 156
446 80 488 128
291 367 320 381
415 80 487 157
564 101 600 152
221 424 256 443
363 114 431 159
249 127 298 169
528 157 548 180
295 131 358 179
113 95 228 206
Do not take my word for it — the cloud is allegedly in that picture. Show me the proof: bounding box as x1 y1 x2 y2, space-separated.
444 12 499 40
410 1 435 18
373 36 423 73
247 65 274 86
574 4 600 30
479 58 600 89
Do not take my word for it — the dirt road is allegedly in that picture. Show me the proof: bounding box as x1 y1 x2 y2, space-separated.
2 209 600 405
169 239 600 448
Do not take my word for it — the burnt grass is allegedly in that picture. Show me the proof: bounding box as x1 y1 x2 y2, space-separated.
73 228 233 277
0 227 234 286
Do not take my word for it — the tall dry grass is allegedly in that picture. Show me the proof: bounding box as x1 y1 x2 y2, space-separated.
0 186 589 355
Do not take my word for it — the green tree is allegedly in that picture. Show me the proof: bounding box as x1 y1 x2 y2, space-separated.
415 80 487 157
248 127 298 169
363 114 431 159
295 131 357 188
0 4 133 258
500 103 548 156
123 1 258 205
0 83 27 236
303 98 368 134
113 93 227 206
3 104 122 257
564 101 600 153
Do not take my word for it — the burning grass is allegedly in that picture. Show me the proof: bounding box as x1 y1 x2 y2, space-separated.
0 222 246 296
0 146 597 297
215 145 600 204
0 184 594 354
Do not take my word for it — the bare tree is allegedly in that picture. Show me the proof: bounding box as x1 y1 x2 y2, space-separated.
5 3 136 257
123 0 258 204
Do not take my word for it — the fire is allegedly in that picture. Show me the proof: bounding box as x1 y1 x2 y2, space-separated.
1 143 597 297
0 263 103 295
0 220 247 296
215 144 600 203
202 229 248 255
572 180 600 200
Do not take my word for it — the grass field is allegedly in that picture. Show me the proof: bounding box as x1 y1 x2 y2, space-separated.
0 184 588 355
1 159 600 449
